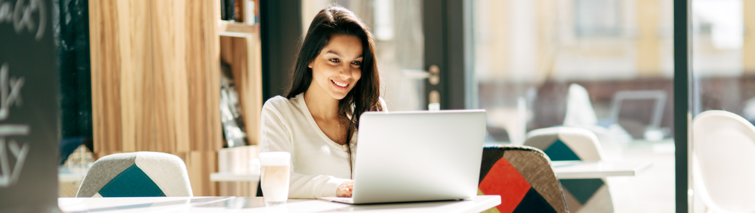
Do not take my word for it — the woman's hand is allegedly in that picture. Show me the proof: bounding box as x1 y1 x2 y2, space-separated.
336 180 354 197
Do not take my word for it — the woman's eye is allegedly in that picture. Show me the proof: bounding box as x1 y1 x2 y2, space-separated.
352 61 362 66
329 58 340 63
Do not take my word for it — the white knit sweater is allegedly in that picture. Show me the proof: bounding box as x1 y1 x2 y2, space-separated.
259 93 385 198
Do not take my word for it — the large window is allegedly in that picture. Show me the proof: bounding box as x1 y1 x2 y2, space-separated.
474 0 675 212
298 0 755 211
690 0 754 212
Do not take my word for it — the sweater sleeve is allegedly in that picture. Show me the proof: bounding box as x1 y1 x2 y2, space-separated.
379 97 388 112
259 98 350 198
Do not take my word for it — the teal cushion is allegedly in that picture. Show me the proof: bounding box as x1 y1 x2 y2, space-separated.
543 139 580 161
98 164 165 197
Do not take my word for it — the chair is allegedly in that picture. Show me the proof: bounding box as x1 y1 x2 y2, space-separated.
564 84 598 128
76 152 193 197
479 145 568 213
524 126 614 213
563 83 632 152
608 90 667 140
692 110 755 213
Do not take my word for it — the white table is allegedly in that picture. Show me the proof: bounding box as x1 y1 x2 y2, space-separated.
211 160 653 182
59 195 501 213
551 160 653 179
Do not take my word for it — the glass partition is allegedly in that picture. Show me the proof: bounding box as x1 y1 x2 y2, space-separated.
474 0 675 212
690 0 754 212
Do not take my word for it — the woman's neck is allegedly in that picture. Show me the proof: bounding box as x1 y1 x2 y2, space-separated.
304 86 340 121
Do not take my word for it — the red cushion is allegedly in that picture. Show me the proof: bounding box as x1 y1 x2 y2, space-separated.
479 158 532 213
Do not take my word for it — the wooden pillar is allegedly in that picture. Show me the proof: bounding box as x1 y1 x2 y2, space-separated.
185 0 222 152
152 0 188 153
90 0 154 153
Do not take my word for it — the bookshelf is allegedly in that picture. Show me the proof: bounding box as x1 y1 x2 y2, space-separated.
218 20 258 36
88 0 265 197
216 18 263 197
217 20 262 146
88 0 263 197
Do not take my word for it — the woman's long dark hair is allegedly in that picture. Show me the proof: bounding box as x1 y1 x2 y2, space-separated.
285 5 383 175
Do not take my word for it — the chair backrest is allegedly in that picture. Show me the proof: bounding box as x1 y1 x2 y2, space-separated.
564 83 598 127
479 145 568 213
693 110 755 213
76 152 193 197
524 127 613 213
525 127 603 161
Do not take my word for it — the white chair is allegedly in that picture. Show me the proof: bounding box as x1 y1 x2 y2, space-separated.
564 84 598 128
524 127 613 213
693 110 755 213
525 127 604 161
563 83 631 159
77 152 193 197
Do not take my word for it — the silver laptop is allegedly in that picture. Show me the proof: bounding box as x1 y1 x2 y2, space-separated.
322 110 487 204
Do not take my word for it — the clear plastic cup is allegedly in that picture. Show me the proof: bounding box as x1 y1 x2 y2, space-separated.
259 152 291 206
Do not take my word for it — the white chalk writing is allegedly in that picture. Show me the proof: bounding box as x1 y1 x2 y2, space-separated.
0 63 29 188
0 0 46 40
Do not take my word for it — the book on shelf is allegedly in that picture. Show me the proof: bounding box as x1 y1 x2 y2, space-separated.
220 0 257 25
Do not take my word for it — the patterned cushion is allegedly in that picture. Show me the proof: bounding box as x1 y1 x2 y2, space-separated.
76 152 193 197
479 145 568 213
524 127 614 213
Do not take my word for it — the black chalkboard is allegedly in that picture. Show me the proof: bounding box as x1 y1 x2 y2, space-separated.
0 0 60 212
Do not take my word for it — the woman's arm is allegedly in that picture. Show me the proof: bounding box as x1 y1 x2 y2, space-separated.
379 97 388 112
259 99 350 198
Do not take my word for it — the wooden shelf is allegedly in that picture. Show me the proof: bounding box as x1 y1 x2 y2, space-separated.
218 20 262 146
216 18 263 198
218 20 258 37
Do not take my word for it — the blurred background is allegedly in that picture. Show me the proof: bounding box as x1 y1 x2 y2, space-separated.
302 0 754 212
48 0 754 212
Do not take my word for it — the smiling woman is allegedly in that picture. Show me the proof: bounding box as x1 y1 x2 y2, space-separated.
307 35 364 100
258 5 385 199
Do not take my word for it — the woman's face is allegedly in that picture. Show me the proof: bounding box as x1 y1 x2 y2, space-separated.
308 34 363 100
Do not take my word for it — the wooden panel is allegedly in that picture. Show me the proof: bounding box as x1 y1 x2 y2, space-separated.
121 0 155 152
218 21 258 35
183 151 219 196
186 0 222 151
91 0 227 195
150 0 222 153
90 0 154 153
220 37 234 65
239 34 263 145
219 181 258 197
89 0 121 153
152 0 190 153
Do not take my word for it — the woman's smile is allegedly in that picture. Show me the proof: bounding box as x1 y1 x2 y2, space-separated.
331 79 349 89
